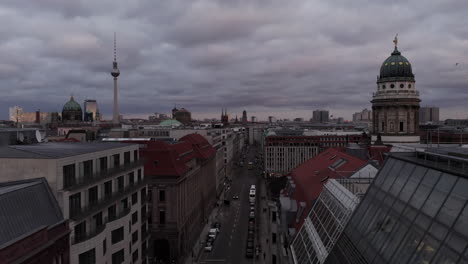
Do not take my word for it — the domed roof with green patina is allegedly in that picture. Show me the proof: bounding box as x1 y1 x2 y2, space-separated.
379 46 414 82
63 96 82 112
159 119 182 127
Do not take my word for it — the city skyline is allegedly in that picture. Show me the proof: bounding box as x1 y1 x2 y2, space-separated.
0 1 467 121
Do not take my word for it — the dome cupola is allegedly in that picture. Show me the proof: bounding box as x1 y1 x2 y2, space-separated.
378 36 414 82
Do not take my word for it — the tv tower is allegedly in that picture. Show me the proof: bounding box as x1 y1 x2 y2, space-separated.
111 32 120 124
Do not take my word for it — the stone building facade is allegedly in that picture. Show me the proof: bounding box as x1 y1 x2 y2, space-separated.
371 37 420 143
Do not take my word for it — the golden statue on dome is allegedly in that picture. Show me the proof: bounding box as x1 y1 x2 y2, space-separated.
393 33 398 48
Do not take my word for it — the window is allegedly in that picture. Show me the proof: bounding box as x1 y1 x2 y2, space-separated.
111 227 124 244
113 154 120 168
160 210 166 225
132 230 139 243
63 164 76 188
117 176 124 192
132 249 139 262
134 150 138 161
69 193 81 217
409 84 412 88
74 221 87 243
124 151 131 164
99 157 108 172
88 186 98 207
159 190 166 202
391 84 395 88
132 192 138 205
93 212 103 229
141 187 147 202
104 181 112 198
400 121 404 132
129 172 135 185
381 122 385 132
137 169 142 181
121 198 128 210
132 211 138 225
108 204 117 221
78 248 95 264
103 239 107 255
400 84 404 88
112 249 124 264
83 160 93 179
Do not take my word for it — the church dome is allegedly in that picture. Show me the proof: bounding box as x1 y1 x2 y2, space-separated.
63 96 82 112
379 47 414 81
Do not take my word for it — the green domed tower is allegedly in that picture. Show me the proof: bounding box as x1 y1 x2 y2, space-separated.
62 96 83 121
371 35 421 143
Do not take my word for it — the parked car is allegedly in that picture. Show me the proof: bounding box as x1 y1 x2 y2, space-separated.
204 241 213 252
249 211 255 219
232 195 239 200
250 206 255 211
208 228 218 239
247 241 254 249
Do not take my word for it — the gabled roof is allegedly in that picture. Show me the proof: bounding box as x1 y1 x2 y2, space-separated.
287 148 368 230
0 178 64 247
180 134 216 160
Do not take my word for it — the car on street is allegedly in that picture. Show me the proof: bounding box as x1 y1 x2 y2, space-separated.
232 195 239 200
250 206 255 211
249 211 255 219
248 222 255 231
208 228 218 239
211 222 221 229
247 241 254 249
204 242 213 252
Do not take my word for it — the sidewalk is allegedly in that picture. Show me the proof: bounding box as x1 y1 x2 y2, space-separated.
258 177 272 264
184 191 224 264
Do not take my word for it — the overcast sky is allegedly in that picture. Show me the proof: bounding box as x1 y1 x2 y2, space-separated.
1 0 467 121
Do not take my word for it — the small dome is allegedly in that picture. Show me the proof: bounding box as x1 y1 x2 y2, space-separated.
63 96 82 112
159 119 182 127
379 47 414 81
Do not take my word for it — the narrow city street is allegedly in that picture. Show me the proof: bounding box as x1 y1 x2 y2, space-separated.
197 146 261 264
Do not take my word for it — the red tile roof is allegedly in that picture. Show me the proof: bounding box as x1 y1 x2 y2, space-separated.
368 145 392 166
287 148 368 230
123 133 215 178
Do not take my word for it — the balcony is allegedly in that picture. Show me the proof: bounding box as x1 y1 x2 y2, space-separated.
70 179 147 221
71 208 131 245
64 159 145 192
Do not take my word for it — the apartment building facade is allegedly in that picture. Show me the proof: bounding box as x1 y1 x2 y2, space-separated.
0 142 149 264
264 134 363 174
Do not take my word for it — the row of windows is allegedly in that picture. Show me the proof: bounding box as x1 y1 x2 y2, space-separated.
68 169 142 218
381 83 413 89
73 187 147 244
63 150 139 189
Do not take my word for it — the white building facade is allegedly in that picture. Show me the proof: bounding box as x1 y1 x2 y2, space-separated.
0 143 149 264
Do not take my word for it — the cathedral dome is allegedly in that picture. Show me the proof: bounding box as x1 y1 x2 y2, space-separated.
379 47 414 81
62 96 83 122
63 96 82 112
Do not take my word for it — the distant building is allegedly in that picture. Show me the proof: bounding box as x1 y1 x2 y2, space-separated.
445 119 468 127
0 178 70 264
9 106 50 124
251 116 257 123
62 96 83 122
264 129 363 174
269 116 277 123
221 108 229 126
419 106 439 124
353 108 372 122
0 143 148 264
172 107 192 125
242 110 248 123
294 118 304 122
83 99 100 122
312 110 329 123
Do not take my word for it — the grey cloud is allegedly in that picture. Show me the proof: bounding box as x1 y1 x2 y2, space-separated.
0 0 467 121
